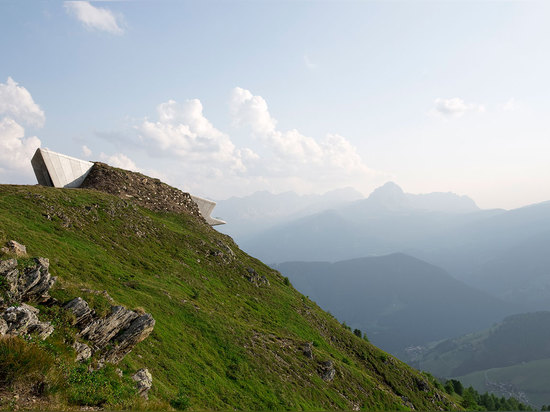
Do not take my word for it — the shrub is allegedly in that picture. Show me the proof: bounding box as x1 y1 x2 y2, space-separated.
0 336 54 389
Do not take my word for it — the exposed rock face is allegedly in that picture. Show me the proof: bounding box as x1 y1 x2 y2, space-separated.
1 240 27 257
73 341 92 362
69 302 155 364
80 162 205 223
132 368 153 399
303 342 314 359
104 313 155 363
244 267 270 287
0 254 55 340
319 360 336 382
0 248 155 366
64 297 95 327
2 304 54 339
0 257 56 303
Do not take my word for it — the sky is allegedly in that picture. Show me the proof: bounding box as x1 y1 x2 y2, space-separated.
1 1 549 210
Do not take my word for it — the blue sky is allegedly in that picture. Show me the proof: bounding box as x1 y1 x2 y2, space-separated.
1 1 549 209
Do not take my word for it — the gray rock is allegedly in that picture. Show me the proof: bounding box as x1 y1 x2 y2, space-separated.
3 303 53 339
303 342 314 359
0 257 56 303
319 360 336 382
1 240 27 257
244 267 270 287
73 341 92 362
0 317 8 335
64 297 95 327
77 304 155 364
132 368 152 399
104 313 155 363
79 305 139 350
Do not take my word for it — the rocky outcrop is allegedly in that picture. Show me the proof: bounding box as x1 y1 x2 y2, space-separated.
319 360 336 382
1 240 27 257
80 162 205 223
244 267 270 287
66 300 155 364
1 246 155 368
0 256 56 304
132 368 153 399
0 253 55 340
64 297 95 327
303 342 314 359
2 304 54 339
73 341 92 362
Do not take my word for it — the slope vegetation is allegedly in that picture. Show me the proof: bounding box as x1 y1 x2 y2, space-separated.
0 179 457 411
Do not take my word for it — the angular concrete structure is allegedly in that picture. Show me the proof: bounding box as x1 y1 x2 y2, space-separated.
190 195 226 226
30 148 225 226
32 148 94 188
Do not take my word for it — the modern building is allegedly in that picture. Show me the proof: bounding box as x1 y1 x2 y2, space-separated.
30 148 225 226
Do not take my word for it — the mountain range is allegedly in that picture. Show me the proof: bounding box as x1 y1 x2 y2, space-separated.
274 253 520 357
219 183 550 310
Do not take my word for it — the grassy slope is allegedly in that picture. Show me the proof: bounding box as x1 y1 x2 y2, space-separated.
0 184 457 410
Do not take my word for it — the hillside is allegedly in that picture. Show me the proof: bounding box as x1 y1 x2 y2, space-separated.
274 254 519 357
0 175 458 410
410 312 550 377
410 312 550 408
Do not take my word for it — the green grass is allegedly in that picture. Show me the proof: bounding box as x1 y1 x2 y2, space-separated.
0 184 459 410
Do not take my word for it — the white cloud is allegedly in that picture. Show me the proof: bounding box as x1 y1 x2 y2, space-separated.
0 77 45 127
433 97 485 117
82 145 92 157
138 98 254 173
0 117 41 178
0 78 43 182
230 87 371 173
99 152 138 171
64 1 124 35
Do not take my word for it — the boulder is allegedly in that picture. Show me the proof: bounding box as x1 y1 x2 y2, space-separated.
132 368 152 399
2 303 53 339
104 313 155 363
79 305 139 350
319 360 336 382
73 341 92 362
303 342 314 359
76 303 155 364
244 267 270 287
64 297 95 327
0 257 56 303
1 240 27 257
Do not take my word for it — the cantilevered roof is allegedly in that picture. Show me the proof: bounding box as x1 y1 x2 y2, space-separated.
31 148 94 188
190 195 226 226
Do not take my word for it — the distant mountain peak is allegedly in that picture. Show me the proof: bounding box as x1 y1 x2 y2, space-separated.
367 181 407 209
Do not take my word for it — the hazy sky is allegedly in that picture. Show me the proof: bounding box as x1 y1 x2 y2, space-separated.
1 1 549 209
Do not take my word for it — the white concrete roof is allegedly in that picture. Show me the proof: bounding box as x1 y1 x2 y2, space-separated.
31 148 94 188
190 195 226 226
